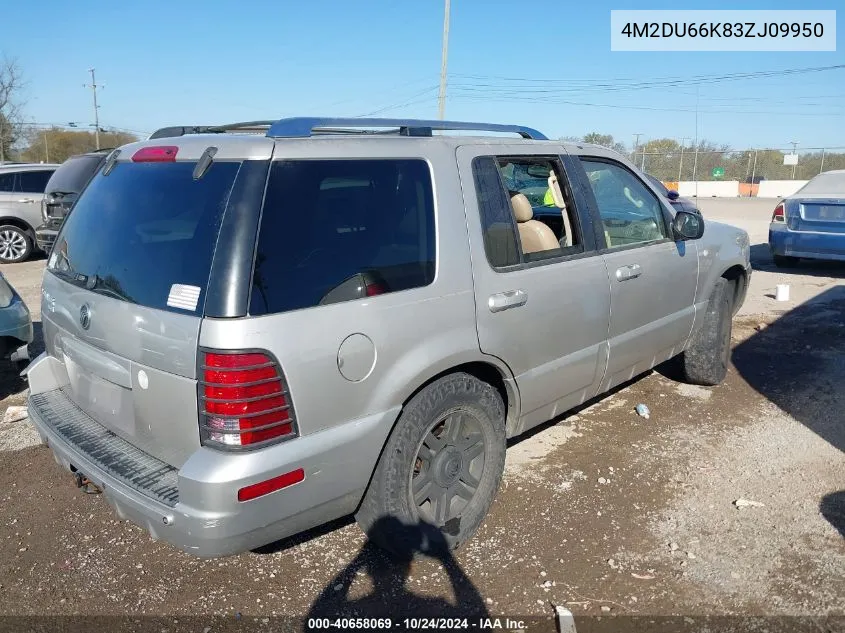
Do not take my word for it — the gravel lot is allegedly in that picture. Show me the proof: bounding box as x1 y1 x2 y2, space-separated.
0 199 842 632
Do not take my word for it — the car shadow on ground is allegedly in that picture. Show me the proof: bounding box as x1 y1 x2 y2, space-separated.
820 491 845 539
0 322 42 401
731 285 845 538
750 243 845 278
303 516 489 625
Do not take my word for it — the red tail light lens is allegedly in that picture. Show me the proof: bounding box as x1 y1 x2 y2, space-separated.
365 281 388 296
132 146 178 162
772 203 785 223
199 350 297 449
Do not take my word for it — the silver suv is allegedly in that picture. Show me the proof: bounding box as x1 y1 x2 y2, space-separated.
25 118 751 557
0 162 59 262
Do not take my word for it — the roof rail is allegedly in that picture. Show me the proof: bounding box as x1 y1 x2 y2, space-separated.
265 117 547 140
148 121 276 140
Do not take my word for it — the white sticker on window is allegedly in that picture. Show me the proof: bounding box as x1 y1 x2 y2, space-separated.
167 284 201 311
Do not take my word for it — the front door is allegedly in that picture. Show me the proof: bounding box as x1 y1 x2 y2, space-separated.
457 145 612 434
575 156 699 391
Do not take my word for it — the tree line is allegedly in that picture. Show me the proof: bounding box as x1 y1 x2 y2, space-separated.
569 133 845 182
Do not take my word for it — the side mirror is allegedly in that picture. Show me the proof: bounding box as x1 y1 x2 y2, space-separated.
673 211 704 241
667 190 680 201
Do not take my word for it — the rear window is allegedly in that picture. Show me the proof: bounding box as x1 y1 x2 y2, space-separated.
250 159 435 315
48 160 241 313
45 154 105 194
798 171 845 195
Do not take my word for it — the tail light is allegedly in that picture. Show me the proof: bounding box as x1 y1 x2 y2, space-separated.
771 203 785 223
198 350 297 450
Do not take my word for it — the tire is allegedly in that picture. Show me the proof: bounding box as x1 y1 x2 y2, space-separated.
772 254 799 268
679 278 733 386
0 225 32 263
356 372 506 556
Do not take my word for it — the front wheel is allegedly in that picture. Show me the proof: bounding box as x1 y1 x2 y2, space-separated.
356 373 506 555
679 278 733 386
0 226 32 263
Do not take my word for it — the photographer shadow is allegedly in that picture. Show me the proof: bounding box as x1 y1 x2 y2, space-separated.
305 516 490 625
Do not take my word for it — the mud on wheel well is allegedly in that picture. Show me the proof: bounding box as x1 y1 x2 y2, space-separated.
721 265 747 315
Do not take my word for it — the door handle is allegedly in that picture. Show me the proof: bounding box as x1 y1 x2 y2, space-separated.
17 198 35 203
488 289 527 313
615 264 642 281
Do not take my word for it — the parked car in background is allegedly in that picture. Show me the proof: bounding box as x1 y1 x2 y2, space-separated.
644 173 701 215
0 163 60 263
769 169 845 267
25 117 749 558
0 271 32 368
35 150 112 254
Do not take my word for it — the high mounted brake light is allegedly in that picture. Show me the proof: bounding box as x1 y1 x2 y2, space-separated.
132 146 179 162
198 350 297 449
772 203 785 223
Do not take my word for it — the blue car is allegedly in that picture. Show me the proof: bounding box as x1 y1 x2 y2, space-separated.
0 271 32 368
769 170 845 267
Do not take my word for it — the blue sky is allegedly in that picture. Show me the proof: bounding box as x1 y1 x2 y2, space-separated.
3 0 844 150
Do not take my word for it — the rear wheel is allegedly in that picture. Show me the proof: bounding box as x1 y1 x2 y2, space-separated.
356 372 506 555
0 226 32 263
773 254 799 268
679 278 733 386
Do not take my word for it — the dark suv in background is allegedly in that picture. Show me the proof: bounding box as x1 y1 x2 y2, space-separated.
35 149 111 253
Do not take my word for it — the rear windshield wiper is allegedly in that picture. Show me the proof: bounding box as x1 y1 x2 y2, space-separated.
84 274 133 303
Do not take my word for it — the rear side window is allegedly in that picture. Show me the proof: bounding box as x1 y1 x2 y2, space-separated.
45 155 104 194
250 159 435 315
16 170 54 194
49 161 241 313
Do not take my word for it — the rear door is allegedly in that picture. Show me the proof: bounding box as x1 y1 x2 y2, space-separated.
42 142 273 467
574 156 698 390
457 144 611 433
15 169 54 229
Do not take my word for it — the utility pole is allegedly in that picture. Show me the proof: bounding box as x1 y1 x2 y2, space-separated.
750 149 758 197
693 83 700 198
437 0 451 120
84 68 104 149
632 133 642 167
789 141 798 179
820 148 826 174
678 137 689 182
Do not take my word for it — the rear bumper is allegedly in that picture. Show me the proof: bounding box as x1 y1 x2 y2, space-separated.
26 368 399 557
769 224 845 261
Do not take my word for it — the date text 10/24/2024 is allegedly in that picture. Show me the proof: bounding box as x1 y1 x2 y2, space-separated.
307 618 527 630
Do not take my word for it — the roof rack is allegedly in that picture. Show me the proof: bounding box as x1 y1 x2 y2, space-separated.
149 118 547 141
266 117 547 140
148 121 276 140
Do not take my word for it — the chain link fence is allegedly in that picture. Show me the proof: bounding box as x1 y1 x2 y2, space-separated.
634 147 845 184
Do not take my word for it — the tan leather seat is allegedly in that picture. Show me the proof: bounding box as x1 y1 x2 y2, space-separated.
510 193 559 254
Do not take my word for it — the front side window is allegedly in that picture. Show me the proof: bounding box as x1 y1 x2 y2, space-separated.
580 159 668 248
250 159 436 315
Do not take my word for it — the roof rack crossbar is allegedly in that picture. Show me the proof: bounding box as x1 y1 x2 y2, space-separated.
265 117 547 140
